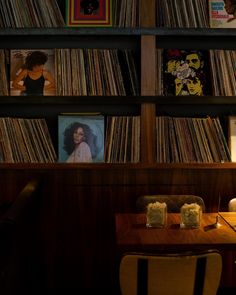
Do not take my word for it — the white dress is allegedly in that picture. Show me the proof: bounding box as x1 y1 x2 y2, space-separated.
66 141 92 163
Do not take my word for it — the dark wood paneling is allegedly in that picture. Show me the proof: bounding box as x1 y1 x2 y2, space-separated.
1 165 236 291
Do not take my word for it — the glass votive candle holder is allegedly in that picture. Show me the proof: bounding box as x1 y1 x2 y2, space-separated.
146 201 167 228
180 203 202 229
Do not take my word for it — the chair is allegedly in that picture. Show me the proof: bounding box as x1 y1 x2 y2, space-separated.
228 198 236 212
136 194 206 213
119 250 222 295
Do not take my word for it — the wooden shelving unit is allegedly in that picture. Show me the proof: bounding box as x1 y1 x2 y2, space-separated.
1 0 236 293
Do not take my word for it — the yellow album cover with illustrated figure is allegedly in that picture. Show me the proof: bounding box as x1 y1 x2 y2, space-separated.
163 49 212 96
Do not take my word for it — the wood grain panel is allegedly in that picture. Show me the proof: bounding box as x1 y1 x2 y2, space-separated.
140 0 156 27
141 103 156 163
1 166 236 292
141 36 156 96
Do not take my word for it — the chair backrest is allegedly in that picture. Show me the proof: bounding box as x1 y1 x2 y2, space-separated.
136 194 206 213
228 198 236 212
119 250 222 295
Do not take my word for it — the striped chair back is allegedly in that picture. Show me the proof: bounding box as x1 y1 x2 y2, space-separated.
119 250 222 295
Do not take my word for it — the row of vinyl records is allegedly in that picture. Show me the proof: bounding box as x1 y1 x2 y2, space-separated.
0 49 139 96
156 0 209 28
0 0 235 28
55 48 139 96
1 48 236 97
156 0 236 28
0 115 235 164
0 0 140 28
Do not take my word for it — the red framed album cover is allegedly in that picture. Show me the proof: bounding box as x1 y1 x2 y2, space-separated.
66 0 112 27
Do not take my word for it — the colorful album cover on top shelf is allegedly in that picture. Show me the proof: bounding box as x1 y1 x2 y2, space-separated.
58 114 105 163
209 0 236 28
163 49 212 96
10 49 55 96
66 0 112 27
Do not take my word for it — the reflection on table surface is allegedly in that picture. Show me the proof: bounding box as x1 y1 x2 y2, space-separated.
219 212 236 232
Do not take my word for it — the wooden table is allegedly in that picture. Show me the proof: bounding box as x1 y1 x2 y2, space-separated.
219 212 236 232
116 213 236 252
115 213 236 289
